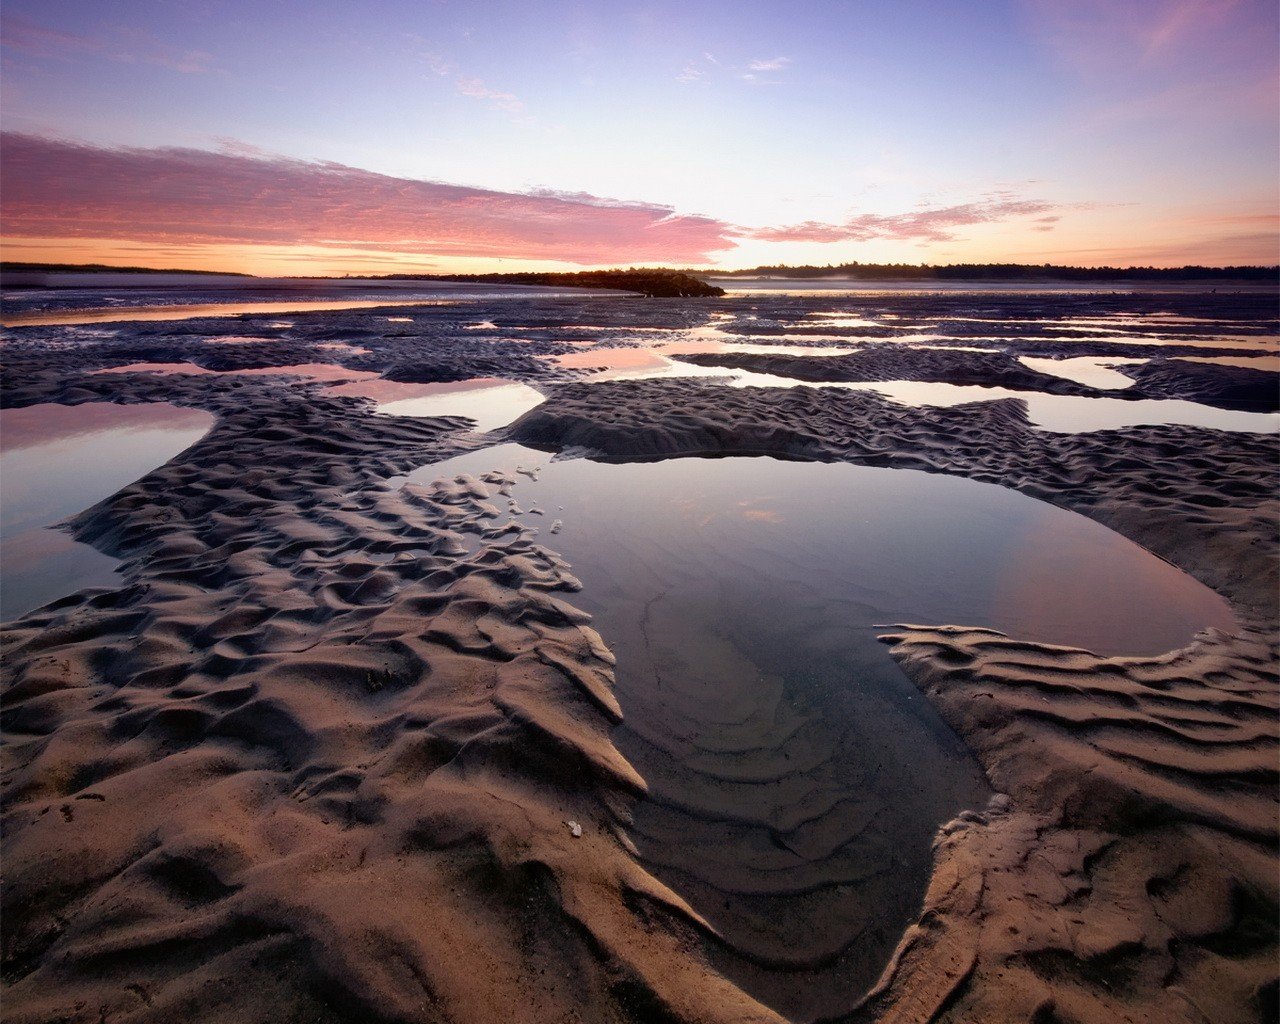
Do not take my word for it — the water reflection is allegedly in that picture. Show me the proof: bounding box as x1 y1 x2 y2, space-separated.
839 379 1280 433
1018 355 1147 390
0 402 214 620
363 379 545 430
94 362 380 383
2 299 462 327
406 444 1235 1016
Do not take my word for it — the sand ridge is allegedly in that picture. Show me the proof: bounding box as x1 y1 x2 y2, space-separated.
857 624 1277 1024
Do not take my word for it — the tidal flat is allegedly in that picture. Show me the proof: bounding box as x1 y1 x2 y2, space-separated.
2 282 1276 1024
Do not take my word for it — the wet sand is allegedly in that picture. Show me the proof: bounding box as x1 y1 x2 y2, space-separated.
1 289 1276 1023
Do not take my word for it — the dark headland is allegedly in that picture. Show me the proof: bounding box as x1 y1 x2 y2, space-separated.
0 263 725 298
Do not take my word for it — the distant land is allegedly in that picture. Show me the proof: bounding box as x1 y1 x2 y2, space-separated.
701 262 1279 283
0 264 722 298
0 262 251 276
357 269 725 297
4 262 1277 298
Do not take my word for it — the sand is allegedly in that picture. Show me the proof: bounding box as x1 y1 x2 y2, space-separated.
2 290 1276 1023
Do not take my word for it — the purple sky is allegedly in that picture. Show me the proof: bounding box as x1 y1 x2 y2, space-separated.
2 0 1276 272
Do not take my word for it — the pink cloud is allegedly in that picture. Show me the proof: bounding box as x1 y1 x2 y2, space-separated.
0 133 735 264
748 197 1062 244
1 13 215 74
1025 0 1274 74
454 75 522 112
0 13 99 58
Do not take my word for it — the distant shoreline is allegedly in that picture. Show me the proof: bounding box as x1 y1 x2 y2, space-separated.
3 260 1276 289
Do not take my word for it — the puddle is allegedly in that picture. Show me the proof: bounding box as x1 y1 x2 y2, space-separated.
364 378 545 430
95 362 380 384
1177 355 1280 372
660 339 860 357
93 361 217 376
1018 355 1147 389
553 347 671 373
607 360 1277 433
0 402 214 620
1 299 463 327
630 360 1275 433
406 443 1236 1017
804 313 887 328
1008 334 1278 351
840 380 1280 433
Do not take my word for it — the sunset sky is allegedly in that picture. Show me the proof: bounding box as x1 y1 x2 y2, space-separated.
1 0 1276 275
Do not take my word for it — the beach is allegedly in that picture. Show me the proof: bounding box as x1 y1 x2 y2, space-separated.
1 282 1276 1023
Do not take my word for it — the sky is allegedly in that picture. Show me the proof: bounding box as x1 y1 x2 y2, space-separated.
1 0 1276 274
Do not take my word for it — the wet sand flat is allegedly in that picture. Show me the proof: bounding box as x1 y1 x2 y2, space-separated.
1 287 1276 1024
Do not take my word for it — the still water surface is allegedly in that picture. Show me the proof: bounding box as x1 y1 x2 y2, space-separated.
408 443 1235 1017
0 402 214 620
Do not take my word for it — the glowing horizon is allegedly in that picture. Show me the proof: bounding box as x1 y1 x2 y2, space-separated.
1 1 1276 274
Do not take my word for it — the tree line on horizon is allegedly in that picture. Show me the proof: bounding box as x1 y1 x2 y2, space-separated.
696 261 1278 282
3 261 1275 293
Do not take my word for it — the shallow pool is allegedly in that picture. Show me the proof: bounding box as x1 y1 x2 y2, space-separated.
406 443 1236 1018
0 402 214 620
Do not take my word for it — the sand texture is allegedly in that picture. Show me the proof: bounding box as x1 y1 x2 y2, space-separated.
2 291 1276 1023
0 392 783 1023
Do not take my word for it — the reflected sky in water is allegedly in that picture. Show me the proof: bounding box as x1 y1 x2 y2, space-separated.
411 444 1235 657
1 402 214 620
406 443 1238 1007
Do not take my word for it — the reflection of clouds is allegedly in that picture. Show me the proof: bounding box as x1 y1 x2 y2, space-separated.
554 347 670 371
0 402 208 616
6 298 460 328
0 527 120 621
376 381 545 432
987 500 1234 655
94 362 379 384
1018 355 1147 390
1 527 79 572
0 401 213 452
410 444 1235 657
323 377 503 404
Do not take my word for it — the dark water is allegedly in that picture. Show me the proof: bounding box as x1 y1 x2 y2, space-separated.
0 402 214 620
410 444 1235 1018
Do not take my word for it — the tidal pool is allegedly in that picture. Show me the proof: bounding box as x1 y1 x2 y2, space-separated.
343 378 546 430
408 444 1235 1018
1018 354 1147 389
0 402 214 620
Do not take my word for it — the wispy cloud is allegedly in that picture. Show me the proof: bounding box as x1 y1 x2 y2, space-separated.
747 196 1064 244
0 133 734 264
677 52 792 85
405 39 523 114
454 75 522 113
1026 0 1246 68
675 61 705 83
0 12 215 74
